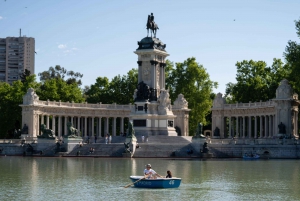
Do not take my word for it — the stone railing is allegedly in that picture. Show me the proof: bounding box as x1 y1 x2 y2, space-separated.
33 100 133 110
223 100 275 109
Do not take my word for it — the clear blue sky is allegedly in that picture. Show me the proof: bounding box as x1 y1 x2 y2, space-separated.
0 0 299 94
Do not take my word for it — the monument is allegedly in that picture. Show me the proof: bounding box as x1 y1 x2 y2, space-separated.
130 13 178 137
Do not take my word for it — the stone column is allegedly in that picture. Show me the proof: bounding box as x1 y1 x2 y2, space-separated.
254 116 257 138
91 117 95 137
77 117 80 132
46 115 50 128
242 116 245 138
260 116 263 138
248 116 251 138
113 117 117 136
268 115 271 138
64 116 68 136
52 115 56 134
36 114 42 135
98 117 102 137
58 116 61 137
41 114 44 125
106 117 109 135
265 115 268 138
228 116 232 138
84 117 87 137
236 117 239 138
71 116 74 126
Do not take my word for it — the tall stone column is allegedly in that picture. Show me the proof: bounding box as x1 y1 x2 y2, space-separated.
58 116 61 137
265 115 268 138
260 116 263 138
84 117 87 137
64 116 68 136
268 115 271 138
106 117 109 135
98 117 102 137
236 117 239 138
254 116 257 138
248 116 251 138
77 117 80 131
41 114 44 125
46 115 50 128
242 116 245 138
91 117 95 137
113 117 117 136
71 116 74 126
52 115 56 134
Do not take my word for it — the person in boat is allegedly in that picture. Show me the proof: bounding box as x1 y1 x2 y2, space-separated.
144 164 162 179
166 170 172 178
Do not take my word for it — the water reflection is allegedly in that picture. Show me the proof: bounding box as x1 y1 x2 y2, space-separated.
0 157 299 200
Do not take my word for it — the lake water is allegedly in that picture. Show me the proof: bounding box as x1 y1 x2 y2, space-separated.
0 157 299 201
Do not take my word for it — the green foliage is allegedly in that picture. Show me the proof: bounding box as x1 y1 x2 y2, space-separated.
38 65 83 86
166 58 218 135
225 59 289 103
36 78 85 103
283 24 300 94
85 69 138 104
0 75 38 138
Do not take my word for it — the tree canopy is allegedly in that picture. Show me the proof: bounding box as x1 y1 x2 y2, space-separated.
166 58 218 135
85 69 138 104
38 65 83 86
225 59 289 103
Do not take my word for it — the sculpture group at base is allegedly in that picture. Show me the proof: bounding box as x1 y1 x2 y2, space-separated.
66 122 79 138
38 124 55 139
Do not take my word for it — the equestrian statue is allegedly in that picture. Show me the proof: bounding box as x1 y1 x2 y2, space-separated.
146 13 159 38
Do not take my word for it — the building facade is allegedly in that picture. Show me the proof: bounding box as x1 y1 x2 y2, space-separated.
211 79 299 139
0 36 35 84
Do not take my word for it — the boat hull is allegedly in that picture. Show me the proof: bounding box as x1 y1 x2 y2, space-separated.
130 176 181 188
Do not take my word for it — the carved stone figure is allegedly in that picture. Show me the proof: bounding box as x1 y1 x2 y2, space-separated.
67 122 79 138
21 124 28 134
278 122 286 134
173 94 188 109
158 89 171 115
39 124 55 139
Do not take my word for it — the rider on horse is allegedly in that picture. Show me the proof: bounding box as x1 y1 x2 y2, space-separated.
147 13 159 37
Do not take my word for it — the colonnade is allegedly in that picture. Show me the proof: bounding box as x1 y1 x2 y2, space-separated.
222 114 276 138
38 114 128 138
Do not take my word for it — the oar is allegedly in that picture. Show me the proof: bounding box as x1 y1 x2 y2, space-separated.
124 176 146 188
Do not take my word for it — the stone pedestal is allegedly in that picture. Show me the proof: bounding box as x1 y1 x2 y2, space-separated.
37 138 56 150
63 137 83 152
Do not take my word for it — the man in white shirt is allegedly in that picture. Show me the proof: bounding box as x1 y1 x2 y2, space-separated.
144 164 162 179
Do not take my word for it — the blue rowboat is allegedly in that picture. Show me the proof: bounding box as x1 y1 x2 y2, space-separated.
129 176 181 188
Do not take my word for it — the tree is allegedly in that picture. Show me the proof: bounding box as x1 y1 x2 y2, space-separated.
284 18 300 94
0 75 38 138
85 69 138 104
225 59 289 103
166 58 218 135
36 78 85 103
38 65 83 86
20 69 31 83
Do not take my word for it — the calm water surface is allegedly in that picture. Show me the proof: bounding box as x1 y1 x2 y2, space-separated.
0 157 299 201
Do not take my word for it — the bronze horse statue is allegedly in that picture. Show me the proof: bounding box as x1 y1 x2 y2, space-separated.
146 13 159 38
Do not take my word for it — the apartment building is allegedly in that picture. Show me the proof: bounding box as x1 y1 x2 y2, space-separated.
0 36 35 84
